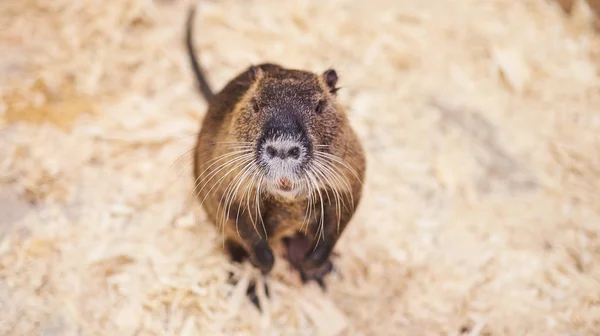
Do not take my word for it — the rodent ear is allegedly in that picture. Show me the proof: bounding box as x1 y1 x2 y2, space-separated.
248 65 263 82
322 69 339 94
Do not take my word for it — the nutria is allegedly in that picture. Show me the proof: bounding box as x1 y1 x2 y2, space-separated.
185 5 366 309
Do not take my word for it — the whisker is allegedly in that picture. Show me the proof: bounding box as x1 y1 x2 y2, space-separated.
235 180 248 238
216 162 244 227
313 153 357 211
225 162 258 239
256 174 267 239
220 161 253 218
189 145 255 168
308 165 334 238
169 146 197 169
217 160 256 236
310 162 333 204
190 150 253 195
180 124 255 140
312 142 364 153
198 156 253 204
311 160 343 232
211 141 254 145
315 151 362 184
207 161 249 239
186 149 253 197
245 170 260 237
170 142 254 171
195 155 254 208
317 157 355 212
192 149 253 183
310 167 333 241
305 169 325 248
239 165 260 237
301 176 315 234
194 156 253 247
313 158 352 213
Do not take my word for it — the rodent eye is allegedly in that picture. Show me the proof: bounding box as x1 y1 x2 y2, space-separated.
315 100 325 115
252 100 260 113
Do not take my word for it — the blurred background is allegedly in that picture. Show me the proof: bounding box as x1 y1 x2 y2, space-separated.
1 0 599 335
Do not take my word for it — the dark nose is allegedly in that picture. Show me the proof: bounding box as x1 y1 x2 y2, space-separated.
265 144 301 160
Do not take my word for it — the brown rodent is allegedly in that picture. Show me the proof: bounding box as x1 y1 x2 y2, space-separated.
185 5 366 309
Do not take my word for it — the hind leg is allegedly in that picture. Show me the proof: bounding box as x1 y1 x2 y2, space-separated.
293 194 360 289
224 238 271 311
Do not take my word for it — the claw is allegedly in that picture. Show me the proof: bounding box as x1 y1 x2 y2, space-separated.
316 277 326 290
298 258 334 291
246 280 261 310
246 278 270 312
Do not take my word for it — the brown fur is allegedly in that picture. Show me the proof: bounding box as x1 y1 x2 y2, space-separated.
186 6 366 292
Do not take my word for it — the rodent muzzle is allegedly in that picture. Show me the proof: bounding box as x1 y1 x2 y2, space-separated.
259 137 307 177
257 113 313 197
264 143 301 160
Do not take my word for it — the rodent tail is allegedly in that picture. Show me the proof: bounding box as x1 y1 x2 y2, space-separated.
185 5 214 102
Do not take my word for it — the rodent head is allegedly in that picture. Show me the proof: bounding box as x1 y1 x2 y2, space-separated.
233 65 343 199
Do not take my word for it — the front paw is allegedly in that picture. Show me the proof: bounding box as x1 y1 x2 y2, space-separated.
249 241 275 275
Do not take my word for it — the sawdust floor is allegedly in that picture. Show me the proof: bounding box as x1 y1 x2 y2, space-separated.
1 0 600 335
